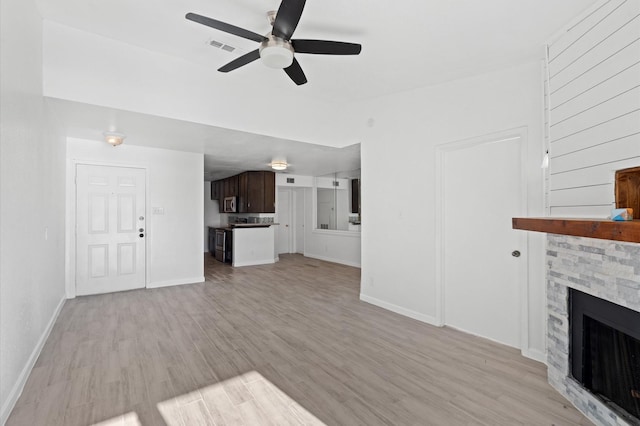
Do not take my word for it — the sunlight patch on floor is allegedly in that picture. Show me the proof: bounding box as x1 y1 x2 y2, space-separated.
156 371 326 425
92 411 141 426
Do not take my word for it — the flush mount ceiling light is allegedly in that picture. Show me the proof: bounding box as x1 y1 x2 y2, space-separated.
270 161 288 171
103 131 126 147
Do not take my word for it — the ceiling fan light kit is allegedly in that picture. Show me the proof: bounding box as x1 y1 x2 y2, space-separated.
259 36 294 69
185 0 361 85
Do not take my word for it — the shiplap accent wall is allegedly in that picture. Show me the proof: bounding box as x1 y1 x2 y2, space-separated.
546 0 640 217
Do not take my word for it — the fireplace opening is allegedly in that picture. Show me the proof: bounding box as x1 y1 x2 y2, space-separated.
570 289 640 424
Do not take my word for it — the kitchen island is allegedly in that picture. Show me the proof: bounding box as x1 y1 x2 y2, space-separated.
230 224 276 267
209 223 277 267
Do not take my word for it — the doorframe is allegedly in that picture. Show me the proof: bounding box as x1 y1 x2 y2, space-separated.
65 160 149 299
434 127 529 351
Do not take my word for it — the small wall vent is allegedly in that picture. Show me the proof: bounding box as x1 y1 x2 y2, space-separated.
286 178 295 184
333 181 340 187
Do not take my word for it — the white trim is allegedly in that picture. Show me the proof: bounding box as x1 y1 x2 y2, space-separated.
0 297 66 425
359 294 440 326
311 229 361 238
304 253 361 268
434 126 530 353
146 276 205 289
522 348 547 364
231 259 276 267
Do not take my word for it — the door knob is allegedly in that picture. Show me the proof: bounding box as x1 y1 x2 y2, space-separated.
139 228 144 232
512 250 521 257
139 234 144 238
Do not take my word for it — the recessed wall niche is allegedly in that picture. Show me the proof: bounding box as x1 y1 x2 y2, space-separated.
615 166 640 218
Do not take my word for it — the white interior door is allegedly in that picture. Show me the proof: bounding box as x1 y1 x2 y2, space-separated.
76 164 146 296
277 189 291 254
442 136 525 348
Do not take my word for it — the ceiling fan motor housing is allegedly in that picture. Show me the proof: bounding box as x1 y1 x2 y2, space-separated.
259 35 294 69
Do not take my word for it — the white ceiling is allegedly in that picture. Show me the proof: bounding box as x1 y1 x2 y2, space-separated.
37 0 598 177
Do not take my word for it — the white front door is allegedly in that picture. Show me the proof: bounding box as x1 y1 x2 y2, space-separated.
76 164 146 296
442 135 525 348
277 189 291 254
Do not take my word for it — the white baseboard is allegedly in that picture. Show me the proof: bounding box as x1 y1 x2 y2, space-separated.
1 296 66 425
146 276 205 289
304 253 361 268
523 347 547 364
359 293 440 326
232 259 275 267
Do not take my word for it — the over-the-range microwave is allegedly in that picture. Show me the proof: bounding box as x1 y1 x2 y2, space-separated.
223 196 236 213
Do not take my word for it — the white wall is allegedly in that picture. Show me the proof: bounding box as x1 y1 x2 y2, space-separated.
204 182 221 252
0 0 67 422
357 62 547 358
66 138 204 294
547 0 640 216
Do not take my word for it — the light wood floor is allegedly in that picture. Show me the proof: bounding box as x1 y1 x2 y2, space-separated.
8 254 591 426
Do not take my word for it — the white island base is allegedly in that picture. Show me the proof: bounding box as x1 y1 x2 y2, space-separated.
231 226 276 267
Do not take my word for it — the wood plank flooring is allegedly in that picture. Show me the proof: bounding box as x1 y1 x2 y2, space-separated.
7 254 591 426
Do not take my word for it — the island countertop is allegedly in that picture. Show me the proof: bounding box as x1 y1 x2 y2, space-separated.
228 223 278 228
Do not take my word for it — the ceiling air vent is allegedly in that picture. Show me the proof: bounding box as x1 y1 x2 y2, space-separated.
209 39 236 53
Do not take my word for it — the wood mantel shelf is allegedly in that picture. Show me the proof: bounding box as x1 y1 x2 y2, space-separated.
512 217 640 243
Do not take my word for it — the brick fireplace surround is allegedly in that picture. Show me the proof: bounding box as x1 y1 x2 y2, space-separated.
513 218 640 426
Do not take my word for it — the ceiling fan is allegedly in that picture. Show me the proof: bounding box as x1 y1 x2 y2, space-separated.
185 0 361 85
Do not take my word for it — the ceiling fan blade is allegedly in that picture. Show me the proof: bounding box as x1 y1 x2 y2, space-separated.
272 0 306 40
284 58 307 85
291 39 361 55
186 13 267 43
218 49 261 73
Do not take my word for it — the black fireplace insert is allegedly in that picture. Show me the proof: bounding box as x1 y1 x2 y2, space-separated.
570 289 640 424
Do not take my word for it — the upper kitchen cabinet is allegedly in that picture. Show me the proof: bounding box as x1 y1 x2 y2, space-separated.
351 178 360 214
238 171 275 213
211 180 222 201
224 175 238 199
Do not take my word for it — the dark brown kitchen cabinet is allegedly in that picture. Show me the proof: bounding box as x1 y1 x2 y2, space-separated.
263 172 275 213
211 180 222 201
237 171 275 213
351 178 360 214
224 175 238 199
